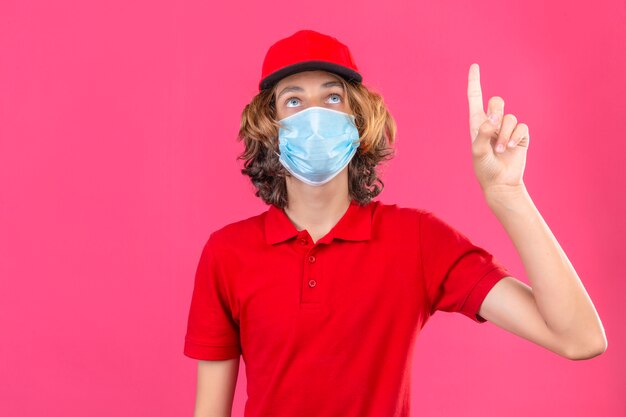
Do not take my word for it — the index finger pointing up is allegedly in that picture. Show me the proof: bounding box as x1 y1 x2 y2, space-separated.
467 63 485 129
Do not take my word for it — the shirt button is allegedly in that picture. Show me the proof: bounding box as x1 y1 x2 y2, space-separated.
308 255 316 263
299 239 307 245
308 279 317 288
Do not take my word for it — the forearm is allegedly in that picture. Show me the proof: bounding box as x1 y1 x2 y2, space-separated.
484 184 607 354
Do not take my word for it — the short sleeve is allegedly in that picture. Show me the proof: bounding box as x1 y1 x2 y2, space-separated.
183 233 242 360
419 210 512 323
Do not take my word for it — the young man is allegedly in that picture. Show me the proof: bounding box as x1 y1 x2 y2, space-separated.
184 29 607 417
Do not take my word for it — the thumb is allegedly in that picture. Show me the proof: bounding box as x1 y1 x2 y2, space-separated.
471 113 500 159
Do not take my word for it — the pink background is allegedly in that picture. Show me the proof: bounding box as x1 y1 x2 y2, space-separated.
1 0 624 416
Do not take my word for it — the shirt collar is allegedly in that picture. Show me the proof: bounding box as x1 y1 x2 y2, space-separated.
264 199 374 245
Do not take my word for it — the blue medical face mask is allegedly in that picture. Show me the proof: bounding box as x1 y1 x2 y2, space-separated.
274 106 360 186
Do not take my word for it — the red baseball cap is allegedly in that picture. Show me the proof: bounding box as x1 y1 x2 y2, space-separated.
259 29 362 91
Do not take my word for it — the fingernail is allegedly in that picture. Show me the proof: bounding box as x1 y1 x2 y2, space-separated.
507 140 516 148
496 143 505 153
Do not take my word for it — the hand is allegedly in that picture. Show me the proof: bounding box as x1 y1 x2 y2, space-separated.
467 63 530 195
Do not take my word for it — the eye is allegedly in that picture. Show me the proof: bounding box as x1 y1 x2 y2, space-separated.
285 97 301 108
327 93 342 104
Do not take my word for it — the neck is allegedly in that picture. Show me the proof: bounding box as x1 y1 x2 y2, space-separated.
283 169 351 240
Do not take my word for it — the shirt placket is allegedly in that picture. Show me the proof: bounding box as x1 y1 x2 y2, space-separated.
295 230 324 309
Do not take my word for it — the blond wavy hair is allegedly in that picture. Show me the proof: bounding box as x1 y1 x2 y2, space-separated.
237 75 397 209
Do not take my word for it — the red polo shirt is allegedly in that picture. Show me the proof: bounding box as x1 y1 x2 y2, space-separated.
184 199 511 416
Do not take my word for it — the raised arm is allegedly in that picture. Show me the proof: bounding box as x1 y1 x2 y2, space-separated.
466 63 607 360
478 187 607 360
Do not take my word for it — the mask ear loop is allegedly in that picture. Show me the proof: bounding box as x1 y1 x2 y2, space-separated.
273 145 285 171
273 132 281 158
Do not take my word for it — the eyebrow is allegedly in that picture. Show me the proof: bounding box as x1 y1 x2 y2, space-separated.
276 81 344 101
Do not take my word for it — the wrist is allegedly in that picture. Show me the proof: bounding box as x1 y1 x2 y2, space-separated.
483 183 531 212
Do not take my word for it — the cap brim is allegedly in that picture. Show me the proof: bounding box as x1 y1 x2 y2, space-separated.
259 60 362 90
